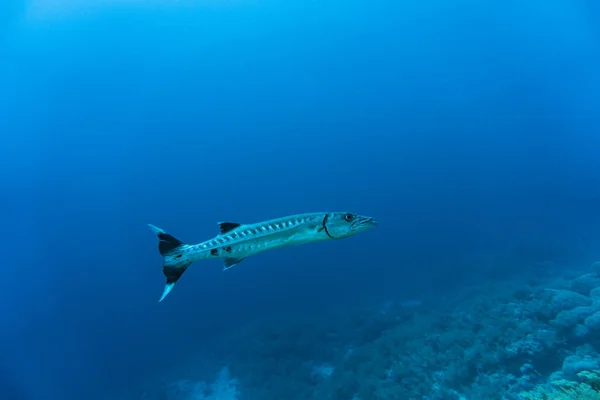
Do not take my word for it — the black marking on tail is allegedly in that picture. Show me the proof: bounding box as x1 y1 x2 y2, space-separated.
219 222 241 234
148 224 191 301
163 265 186 284
157 232 183 256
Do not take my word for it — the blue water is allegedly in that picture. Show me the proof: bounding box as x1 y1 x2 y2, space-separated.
1 1 600 399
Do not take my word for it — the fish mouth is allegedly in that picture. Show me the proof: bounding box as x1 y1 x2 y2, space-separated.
354 216 377 229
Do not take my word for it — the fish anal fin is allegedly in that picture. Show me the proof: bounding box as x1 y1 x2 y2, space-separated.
219 222 241 234
223 257 246 270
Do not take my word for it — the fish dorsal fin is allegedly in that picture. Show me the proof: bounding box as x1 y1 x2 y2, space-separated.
223 257 246 270
219 222 241 234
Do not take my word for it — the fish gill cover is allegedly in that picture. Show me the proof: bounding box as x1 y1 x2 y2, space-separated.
0 0 599 399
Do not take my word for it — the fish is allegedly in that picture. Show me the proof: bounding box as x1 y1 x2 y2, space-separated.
148 212 377 302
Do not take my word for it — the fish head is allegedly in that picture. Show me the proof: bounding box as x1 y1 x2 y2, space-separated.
325 212 377 239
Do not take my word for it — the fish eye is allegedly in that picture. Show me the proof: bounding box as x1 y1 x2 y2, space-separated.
344 213 354 222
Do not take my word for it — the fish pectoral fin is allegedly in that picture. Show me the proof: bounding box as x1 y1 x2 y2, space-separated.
223 257 247 270
218 222 242 234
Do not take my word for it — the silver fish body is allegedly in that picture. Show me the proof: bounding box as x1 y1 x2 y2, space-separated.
149 212 376 301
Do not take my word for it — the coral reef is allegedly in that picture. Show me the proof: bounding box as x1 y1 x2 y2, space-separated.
519 370 600 399
199 262 600 400
166 366 239 400
128 261 600 400
135 366 239 400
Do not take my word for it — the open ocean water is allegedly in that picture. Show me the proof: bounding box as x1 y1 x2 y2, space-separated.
1 1 600 399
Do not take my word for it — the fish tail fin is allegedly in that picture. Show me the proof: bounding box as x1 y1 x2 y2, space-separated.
148 224 192 302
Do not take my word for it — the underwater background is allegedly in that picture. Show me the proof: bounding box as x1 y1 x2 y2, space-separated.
2 0 600 399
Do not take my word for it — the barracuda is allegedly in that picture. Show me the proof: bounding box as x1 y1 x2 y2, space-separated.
149 212 377 302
